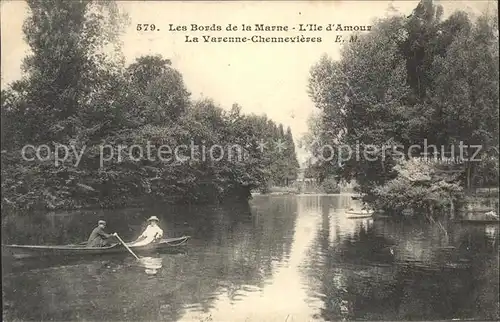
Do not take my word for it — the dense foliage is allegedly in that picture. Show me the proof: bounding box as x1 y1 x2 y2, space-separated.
1 0 299 210
304 0 499 217
320 177 341 194
371 158 465 217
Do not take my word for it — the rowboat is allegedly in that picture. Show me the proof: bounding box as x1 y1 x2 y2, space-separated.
347 215 373 219
346 210 374 219
465 208 496 213
2 236 190 259
453 219 499 225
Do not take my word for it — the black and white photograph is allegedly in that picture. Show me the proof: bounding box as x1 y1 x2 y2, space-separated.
1 0 499 321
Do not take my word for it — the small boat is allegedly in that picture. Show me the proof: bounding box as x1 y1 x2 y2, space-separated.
2 236 190 259
347 215 373 219
346 209 374 219
454 219 500 225
465 208 496 213
454 210 499 225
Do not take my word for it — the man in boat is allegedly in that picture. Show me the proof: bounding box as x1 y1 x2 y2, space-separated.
129 216 164 247
87 220 116 247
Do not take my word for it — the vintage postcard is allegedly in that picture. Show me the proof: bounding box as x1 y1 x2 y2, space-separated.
1 0 498 321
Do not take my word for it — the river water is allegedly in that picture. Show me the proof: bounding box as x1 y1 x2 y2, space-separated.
2 194 499 321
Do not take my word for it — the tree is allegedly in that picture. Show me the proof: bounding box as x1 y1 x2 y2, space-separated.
426 10 499 190
126 55 190 123
308 14 411 196
14 0 126 145
305 0 498 215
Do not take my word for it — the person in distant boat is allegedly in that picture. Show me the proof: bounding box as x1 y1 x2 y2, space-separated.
129 216 164 247
87 220 116 247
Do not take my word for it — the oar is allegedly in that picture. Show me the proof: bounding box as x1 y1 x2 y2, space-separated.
113 233 140 260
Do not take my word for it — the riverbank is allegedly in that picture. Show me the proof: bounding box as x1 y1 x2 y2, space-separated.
0 174 256 212
366 192 499 223
255 182 347 195
252 191 361 197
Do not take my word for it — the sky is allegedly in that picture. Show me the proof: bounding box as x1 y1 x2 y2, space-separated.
1 0 494 163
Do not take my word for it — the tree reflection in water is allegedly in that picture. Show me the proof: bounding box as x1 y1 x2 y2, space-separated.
302 195 499 321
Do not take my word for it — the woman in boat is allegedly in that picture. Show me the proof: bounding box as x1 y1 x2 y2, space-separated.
129 216 164 247
87 220 116 247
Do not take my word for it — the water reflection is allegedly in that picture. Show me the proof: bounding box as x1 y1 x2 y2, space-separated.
2 195 499 321
138 256 163 275
302 196 499 321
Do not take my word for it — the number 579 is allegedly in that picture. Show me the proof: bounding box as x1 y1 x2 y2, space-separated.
137 24 156 31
